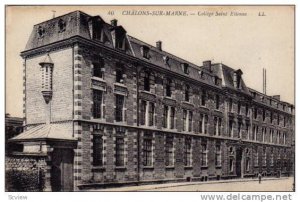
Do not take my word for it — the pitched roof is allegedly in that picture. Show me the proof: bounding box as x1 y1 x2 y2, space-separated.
10 123 76 142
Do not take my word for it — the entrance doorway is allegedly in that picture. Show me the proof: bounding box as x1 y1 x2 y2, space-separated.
236 148 243 178
51 148 74 191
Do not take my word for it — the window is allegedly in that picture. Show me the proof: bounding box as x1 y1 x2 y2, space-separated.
262 148 267 167
270 112 273 124
245 104 249 116
92 21 102 40
254 149 259 166
144 71 150 91
201 143 208 167
163 105 168 128
183 110 187 131
141 46 150 59
246 158 250 171
93 135 103 166
229 98 233 112
237 122 242 138
163 106 176 129
246 123 250 140
229 120 233 137
262 127 266 142
93 56 104 78
165 78 172 97
283 116 286 127
184 138 192 166
183 110 192 132
277 114 280 125
238 102 241 114
140 100 146 125
214 117 218 136
116 67 124 83
215 144 221 167
199 114 203 134
115 94 125 122
93 90 104 119
201 90 206 106
141 101 155 126
216 95 220 109
188 111 193 132
270 129 274 143
143 135 153 166
148 102 155 126
170 107 175 129
165 136 174 166
270 151 274 167
182 63 189 74
214 117 222 136
229 158 234 172
115 137 125 167
185 85 190 102
204 115 208 134
263 109 266 121
254 108 257 119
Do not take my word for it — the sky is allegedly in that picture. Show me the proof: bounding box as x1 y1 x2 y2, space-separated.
5 6 294 117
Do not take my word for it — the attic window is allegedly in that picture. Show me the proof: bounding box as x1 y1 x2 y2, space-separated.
233 70 243 89
163 56 169 65
198 70 204 78
58 19 66 32
214 76 219 85
37 26 45 38
181 63 189 75
141 46 150 59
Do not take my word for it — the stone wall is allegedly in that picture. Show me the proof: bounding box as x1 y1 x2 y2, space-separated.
5 155 48 191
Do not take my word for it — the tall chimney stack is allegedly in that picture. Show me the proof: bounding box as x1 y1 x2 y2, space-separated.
111 19 118 27
156 41 162 51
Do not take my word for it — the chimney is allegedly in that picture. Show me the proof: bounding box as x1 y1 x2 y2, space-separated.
111 19 118 27
203 60 212 72
156 41 162 51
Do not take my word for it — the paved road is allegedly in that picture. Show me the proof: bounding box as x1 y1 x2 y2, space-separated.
98 177 294 192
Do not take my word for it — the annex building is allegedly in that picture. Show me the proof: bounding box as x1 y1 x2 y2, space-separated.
7 11 295 191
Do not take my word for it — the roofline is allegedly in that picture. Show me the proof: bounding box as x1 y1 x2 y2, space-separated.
34 10 91 27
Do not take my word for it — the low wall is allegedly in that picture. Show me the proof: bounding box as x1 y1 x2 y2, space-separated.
5 154 48 191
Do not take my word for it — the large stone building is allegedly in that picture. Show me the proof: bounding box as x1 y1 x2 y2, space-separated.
8 11 294 191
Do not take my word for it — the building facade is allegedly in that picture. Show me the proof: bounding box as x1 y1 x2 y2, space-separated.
9 11 294 191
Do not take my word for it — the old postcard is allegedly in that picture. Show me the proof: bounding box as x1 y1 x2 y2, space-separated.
5 5 295 194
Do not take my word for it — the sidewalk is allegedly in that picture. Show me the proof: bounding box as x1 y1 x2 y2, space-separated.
89 177 290 191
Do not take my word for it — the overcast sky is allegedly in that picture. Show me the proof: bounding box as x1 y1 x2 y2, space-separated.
6 6 294 117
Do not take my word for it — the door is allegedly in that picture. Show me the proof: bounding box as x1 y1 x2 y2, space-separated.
236 148 243 178
51 148 74 191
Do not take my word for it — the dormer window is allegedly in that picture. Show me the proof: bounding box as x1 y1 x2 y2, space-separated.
181 63 189 75
58 19 66 32
233 69 243 89
163 56 169 65
214 76 219 85
199 70 204 78
110 24 127 50
37 26 45 38
141 46 150 59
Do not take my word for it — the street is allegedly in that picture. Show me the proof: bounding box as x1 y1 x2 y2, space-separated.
96 177 294 192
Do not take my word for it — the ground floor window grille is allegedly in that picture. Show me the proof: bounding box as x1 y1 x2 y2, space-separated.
115 137 125 167
93 135 103 166
143 135 153 166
